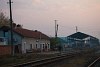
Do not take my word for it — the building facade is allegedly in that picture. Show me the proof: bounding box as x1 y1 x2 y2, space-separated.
0 27 50 53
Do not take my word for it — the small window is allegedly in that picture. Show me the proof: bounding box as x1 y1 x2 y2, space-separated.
30 44 32 49
43 44 44 48
48 44 49 48
0 38 4 42
24 42 26 45
36 44 37 48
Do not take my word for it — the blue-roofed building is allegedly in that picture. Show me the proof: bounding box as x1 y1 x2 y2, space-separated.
58 32 99 51
67 32 99 48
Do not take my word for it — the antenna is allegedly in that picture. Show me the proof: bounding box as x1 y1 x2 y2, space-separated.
55 20 57 38
76 26 78 33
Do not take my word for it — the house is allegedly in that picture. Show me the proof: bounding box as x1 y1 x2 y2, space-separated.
0 26 50 54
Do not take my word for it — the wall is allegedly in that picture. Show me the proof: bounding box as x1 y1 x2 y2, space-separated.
21 37 50 53
6 31 22 45
12 32 22 45
0 45 11 55
0 31 4 37
0 30 22 45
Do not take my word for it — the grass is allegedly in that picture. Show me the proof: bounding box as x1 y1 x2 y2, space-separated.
0 48 99 67
0 53 58 67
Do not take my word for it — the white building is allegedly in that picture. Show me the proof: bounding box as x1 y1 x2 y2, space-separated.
13 28 50 53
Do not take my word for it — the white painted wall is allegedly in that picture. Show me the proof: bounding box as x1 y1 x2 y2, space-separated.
21 37 50 53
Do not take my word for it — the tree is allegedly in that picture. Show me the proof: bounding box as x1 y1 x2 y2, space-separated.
50 37 59 49
0 12 10 28
0 12 22 29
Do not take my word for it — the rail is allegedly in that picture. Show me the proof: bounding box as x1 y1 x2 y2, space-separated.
88 56 100 67
13 51 80 67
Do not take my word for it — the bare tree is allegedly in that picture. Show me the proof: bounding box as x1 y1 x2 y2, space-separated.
0 12 10 27
0 12 23 29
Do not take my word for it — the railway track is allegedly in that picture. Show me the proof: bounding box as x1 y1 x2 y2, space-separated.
12 48 99 67
88 56 100 67
13 51 81 67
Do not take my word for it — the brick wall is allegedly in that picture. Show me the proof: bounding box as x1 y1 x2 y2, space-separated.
0 45 11 55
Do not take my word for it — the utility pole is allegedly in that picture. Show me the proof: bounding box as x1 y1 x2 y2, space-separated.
55 20 60 52
8 0 14 56
55 20 58 38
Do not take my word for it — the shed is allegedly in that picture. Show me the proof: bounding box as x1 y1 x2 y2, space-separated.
67 32 99 48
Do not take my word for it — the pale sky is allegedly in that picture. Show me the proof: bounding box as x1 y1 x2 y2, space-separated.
0 0 100 39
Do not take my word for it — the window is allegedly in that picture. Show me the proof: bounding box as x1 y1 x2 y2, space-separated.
30 44 32 49
23 42 26 50
36 44 37 48
13 38 17 42
43 44 44 48
48 44 50 48
0 38 4 42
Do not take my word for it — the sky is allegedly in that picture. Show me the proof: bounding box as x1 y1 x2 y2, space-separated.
0 0 100 39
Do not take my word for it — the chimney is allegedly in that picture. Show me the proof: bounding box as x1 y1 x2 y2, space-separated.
35 30 38 32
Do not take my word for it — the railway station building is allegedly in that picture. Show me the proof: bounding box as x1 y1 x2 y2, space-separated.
67 32 99 48
58 32 99 51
